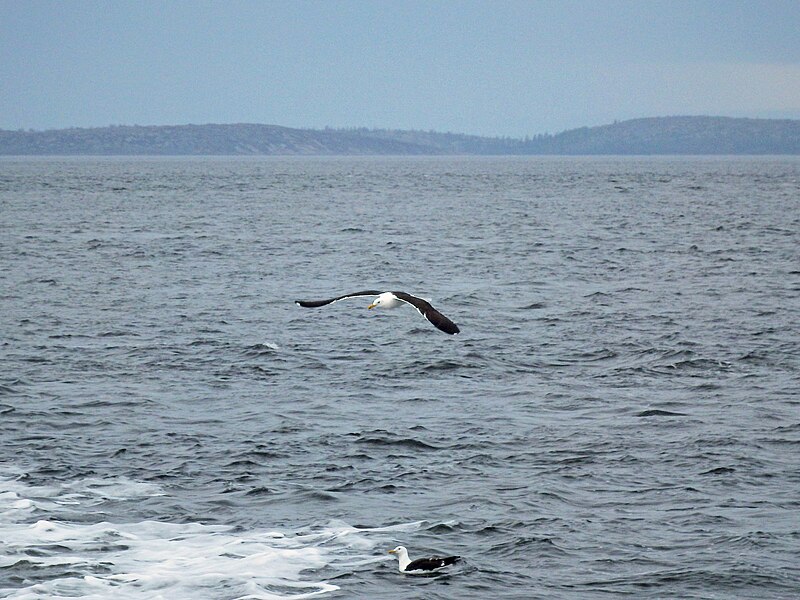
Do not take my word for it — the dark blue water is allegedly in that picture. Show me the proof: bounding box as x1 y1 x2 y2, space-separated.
1 156 799 599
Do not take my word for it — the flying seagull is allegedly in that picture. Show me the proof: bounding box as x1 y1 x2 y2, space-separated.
295 290 460 335
388 545 461 574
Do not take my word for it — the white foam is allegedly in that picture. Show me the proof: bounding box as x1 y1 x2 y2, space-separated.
0 472 410 599
62 477 167 502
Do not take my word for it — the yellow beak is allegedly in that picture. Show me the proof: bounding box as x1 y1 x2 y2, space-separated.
388 549 396 554
368 303 376 309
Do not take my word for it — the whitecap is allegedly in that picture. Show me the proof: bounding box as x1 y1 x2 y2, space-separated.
0 472 418 599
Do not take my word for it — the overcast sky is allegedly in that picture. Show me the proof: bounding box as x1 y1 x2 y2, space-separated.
2 0 799 136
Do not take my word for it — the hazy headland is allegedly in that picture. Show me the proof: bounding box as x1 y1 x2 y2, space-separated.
2 116 799 156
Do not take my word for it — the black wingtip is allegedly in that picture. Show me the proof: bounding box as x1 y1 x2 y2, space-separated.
436 319 460 335
296 299 324 308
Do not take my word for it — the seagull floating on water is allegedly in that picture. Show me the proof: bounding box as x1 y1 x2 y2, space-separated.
295 290 460 335
388 545 461 574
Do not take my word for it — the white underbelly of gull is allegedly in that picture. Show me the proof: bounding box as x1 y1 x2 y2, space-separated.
388 545 461 574
294 291 460 335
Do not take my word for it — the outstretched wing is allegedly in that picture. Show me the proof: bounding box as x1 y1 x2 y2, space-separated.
406 555 460 572
295 290 383 308
392 292 460 335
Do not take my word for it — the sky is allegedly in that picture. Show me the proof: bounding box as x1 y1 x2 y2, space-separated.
2 0 799 137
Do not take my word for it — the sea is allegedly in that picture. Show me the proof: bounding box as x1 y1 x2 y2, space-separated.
1 155 798 599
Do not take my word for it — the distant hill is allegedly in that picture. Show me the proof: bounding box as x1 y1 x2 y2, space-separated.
1 117 799 155
525 116 800 155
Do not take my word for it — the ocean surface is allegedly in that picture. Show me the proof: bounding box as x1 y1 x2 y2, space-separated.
1 156 799 599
